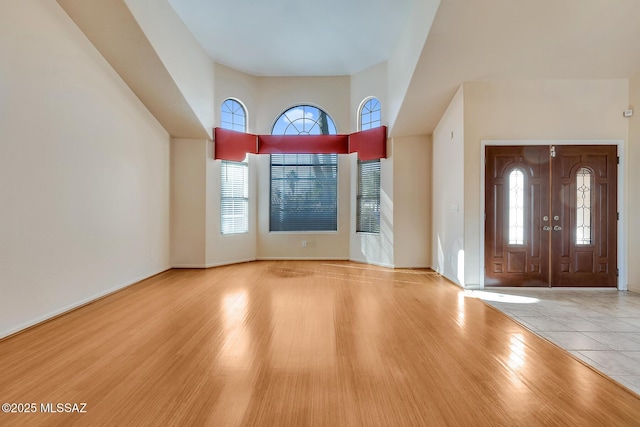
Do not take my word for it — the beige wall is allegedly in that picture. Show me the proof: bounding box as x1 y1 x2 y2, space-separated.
57 0 211 139
214 64 259 133
349 152 395 267
393 136 432 268
0 0 170 338
207 65 259 267
256 154 351 260
255 76 351 134
206 147 258 267
349 62 395 266
254 76 352 260
432 86 465 285
124 0 215 138
350 62 388 133
628 73 640 292
464 79 629 288
208 67 433 266
386 0 440 135
171 139 207 267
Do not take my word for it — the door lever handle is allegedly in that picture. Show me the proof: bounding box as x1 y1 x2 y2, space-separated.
543 226 551 231
553 225 562 231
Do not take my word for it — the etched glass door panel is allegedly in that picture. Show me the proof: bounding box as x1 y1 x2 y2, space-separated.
508 169 525 245
576 167 592 246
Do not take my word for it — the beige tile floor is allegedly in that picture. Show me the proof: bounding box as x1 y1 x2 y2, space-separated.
473 287 640 395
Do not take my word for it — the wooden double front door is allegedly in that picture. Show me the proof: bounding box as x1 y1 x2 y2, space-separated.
485 145 617 287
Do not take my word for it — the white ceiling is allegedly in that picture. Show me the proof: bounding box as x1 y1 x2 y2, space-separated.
167 0 414 76
169 0 640 135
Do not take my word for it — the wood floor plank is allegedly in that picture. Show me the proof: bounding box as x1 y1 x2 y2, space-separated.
1 260 639 426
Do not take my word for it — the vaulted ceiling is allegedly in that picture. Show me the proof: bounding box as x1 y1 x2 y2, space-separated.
394 0 640 135
58 0 640 138
166 0 414 77
167 0 640 135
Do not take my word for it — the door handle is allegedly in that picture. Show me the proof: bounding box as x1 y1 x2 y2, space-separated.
553 225 562 231
543 226 551 231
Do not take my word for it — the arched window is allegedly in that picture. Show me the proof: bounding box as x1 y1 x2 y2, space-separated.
271 105 337 135
220 99 248 235
270 105 338 232
576 167 592 245
359 97 381 131
356 97 382 234
508 168 525 245
221 98 247 132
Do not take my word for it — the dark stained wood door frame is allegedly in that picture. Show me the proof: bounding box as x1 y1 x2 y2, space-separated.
479 140 626 290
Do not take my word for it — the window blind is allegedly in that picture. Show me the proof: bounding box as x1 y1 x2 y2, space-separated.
221 160 249 234
270 153 338 232
357 160 381 233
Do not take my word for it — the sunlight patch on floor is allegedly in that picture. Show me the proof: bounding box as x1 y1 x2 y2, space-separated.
464 290 540 304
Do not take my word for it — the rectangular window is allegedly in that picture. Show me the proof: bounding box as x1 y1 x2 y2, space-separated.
270 153 338 232
221 160 249 234
357 160 381 233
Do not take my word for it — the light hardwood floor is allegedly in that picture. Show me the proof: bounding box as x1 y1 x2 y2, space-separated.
1 260 639 426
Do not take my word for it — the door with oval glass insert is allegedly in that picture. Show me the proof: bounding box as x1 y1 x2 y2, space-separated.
485 145 617 287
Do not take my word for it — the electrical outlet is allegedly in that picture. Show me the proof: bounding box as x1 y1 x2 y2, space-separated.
302 240 307 248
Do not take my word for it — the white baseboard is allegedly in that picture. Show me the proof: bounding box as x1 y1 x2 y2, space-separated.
257 257 350 261
0 265 172 340
171 264 208 269
435 269 469 289
348 258 395 269
205 258 257 268
172 258 257 269
394 264 432 270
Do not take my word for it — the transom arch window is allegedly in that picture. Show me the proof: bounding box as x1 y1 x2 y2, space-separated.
271 104 337 135
356 97 381 234
221 98 247 133
359 97 381 131
220 98 249 235
270 105 338 232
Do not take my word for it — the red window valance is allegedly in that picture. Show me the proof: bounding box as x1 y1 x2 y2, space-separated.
213 126 387 161
349 126 387 161
213 128 258 162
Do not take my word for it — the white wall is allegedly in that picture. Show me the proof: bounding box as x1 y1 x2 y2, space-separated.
463 79 629 288
628 73 640 293
0 0 170 338
171 139 207 267
393 136 432 268
432 86 465 284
